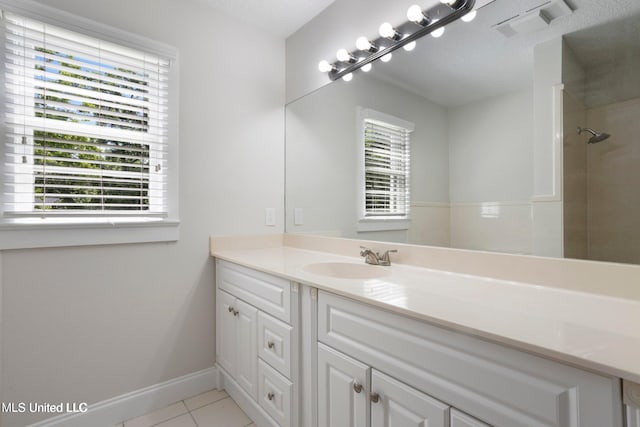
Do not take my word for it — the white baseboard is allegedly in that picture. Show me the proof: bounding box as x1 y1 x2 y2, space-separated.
29 366 220 427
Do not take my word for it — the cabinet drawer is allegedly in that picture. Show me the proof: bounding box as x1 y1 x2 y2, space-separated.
318 291 621 427
258 359 292 427
451 409 492 427
258 311 293 379
217 259 291 322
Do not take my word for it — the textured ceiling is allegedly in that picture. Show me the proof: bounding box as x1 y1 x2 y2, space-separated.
194 0 336 38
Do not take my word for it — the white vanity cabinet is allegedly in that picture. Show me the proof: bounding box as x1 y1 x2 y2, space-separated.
624 380 640 427
318 290 623 427
217 289 258 399
318 341 476 427
215 260 299 427
450 409 491 427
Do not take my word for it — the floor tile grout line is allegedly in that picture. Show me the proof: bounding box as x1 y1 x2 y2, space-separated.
183 391 230 412
187 408 200 427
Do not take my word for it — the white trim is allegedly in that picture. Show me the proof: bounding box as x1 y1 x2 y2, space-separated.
219 367 279 427
0 220 179 250
358 107 415 132
28 367 219 427
357 218 410 232
532 84 564 202
0 0 181 248
356 107 413 230
0 0 176 58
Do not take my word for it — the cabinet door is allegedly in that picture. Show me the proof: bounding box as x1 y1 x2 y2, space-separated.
216 289 237 376
371 370 450 427
318 343 369 427
451 409 491 427
235 298 258 400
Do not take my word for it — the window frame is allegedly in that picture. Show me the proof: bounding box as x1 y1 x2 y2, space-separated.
356 107 413 232
0 0 179 249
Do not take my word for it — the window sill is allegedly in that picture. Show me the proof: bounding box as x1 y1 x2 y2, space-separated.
357 218 410 232
0 218 179 250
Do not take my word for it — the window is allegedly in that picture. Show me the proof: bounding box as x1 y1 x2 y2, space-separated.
0 3 178 249
358 108 413 231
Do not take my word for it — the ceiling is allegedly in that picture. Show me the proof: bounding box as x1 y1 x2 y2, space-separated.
194 0 337 38
368 0 640 107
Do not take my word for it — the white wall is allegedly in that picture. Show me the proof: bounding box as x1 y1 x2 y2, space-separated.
0 1 285 425
448 89 533 203
286 73 449 242
447 89 534 254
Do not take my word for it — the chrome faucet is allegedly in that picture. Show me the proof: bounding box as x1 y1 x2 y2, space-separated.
360 246 398 266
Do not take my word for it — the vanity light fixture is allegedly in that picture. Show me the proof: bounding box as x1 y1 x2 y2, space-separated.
360 59 373 72
461 9 477 22
379 22 402 40
318 0 475 81
407 4 431 26
336 48 356 63
403 40 417 51
356 36 378 52
431 20 445 38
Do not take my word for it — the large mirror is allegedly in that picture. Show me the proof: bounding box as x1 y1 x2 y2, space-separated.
285 0 640 265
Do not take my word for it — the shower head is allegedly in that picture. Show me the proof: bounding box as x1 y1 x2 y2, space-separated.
577 127 611 144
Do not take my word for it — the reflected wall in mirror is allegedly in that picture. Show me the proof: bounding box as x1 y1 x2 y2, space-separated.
285 0 640 265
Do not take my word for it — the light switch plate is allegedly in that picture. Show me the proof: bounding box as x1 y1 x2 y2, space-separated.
294 208 304 226
265 208 276 226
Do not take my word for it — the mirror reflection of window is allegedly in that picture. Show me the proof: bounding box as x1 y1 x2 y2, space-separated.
358 108 414 233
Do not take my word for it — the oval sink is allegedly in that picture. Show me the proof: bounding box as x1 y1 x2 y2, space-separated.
303 262 390 280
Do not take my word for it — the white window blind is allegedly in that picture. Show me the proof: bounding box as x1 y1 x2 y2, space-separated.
363 118 411 218
2 12 170 217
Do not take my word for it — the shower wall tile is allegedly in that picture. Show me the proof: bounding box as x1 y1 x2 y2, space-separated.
450 202 533 254
563 92 588 260
586 97 640 264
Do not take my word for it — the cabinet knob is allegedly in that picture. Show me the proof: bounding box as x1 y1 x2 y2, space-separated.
233 309 239 316
353 381 363 393
267 341 275 349
267 392 275 401
370 392 380 403
228 306 234 313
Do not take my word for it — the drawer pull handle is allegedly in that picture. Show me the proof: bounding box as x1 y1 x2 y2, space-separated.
353 382 363 393
267 341 275 349
370 392 380 403
267 392 275 401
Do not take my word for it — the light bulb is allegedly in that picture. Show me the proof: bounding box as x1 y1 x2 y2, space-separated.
362 63 372 72
407 5 425 23
336 48 351 62
318 60 333 73
342 73 353 82
356 36 374 51
431 20 445 38
440 0 456 4
379 22 397 39
461 9 477 22
403 40 417 51
381 53 392 63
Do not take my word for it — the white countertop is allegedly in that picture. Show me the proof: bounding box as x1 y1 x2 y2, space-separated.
211 243 640 384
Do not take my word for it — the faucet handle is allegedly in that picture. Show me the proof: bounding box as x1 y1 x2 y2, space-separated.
379 249 398 266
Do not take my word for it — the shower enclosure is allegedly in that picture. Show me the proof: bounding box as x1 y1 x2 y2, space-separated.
562 17 640 264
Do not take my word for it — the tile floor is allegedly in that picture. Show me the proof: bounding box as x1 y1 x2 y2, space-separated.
116 389 255 427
